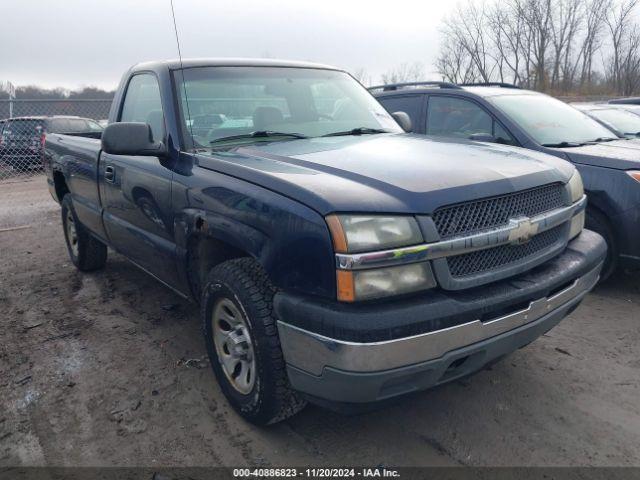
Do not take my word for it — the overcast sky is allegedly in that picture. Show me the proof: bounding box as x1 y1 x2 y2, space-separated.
0 0 455 90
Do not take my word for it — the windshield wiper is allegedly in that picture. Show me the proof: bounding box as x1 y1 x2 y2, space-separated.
589 137 618 143
209 130 308 145
541 141 585 148
322 127 390 137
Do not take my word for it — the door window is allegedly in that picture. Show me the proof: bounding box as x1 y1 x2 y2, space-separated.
427 96 515 145
120 74 165 142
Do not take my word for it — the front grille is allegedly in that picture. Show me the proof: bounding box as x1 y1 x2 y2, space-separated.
433 183 565 239
447 225 564 277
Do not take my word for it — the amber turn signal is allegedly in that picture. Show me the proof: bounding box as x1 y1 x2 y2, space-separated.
325 214 348 253
336 270 355 302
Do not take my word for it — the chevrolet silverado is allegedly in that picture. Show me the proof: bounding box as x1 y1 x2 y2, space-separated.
44 59 605 424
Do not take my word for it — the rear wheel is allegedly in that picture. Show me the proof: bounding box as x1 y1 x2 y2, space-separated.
61 195 107 271
585 208 617 281
202 258 306 425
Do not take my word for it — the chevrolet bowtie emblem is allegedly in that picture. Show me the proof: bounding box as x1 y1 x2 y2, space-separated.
508 217 539 244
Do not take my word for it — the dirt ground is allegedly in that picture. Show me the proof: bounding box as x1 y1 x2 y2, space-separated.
1 177 639 468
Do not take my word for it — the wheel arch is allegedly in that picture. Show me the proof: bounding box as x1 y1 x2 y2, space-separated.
176 203 335 302
53 170 70 203
186 231 254 299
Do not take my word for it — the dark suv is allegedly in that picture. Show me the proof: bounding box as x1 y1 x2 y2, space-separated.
0 116 103 170
372 82 640 278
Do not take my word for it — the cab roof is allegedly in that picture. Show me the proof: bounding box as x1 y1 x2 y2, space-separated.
131 58 342 73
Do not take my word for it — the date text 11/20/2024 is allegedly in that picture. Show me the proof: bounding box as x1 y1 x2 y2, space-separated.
233 468 401 477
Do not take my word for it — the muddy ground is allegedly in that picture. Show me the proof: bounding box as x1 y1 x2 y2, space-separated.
1 177 639 467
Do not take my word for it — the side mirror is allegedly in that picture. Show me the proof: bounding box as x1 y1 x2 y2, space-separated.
391 111 413 133
102 122 166 157
469 133 497 143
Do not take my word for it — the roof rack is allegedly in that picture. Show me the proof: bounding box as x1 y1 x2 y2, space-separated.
460 82 520 89
368 81 462 92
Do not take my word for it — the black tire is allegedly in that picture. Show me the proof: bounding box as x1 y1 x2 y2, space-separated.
585 208 617 281
61 194 107 271
202 258 306 425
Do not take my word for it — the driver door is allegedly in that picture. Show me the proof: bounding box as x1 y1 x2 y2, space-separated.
100 73 178 286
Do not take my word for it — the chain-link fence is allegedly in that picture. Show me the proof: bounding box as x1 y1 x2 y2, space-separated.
0 99 112 229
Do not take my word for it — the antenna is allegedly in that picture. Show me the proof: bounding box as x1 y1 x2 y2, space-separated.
169 0 194 143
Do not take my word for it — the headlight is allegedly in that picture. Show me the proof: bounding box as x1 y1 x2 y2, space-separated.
627 170 640 183
567 170 584 203
327 214 436 301
337 263 436 302
326 214 423 253
566 170 585 239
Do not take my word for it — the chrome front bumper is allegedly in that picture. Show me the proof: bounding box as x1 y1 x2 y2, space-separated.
277 263 600 377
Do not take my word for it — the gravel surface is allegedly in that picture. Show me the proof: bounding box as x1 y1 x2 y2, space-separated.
0 178 639 467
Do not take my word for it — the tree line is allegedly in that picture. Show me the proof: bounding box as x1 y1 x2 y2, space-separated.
0 86 115 101
435 0 640 95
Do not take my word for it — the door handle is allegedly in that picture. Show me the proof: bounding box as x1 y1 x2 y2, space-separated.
104 165 115 183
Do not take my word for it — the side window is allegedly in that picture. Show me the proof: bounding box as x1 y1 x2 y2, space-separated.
47 119 67 133
120 74 164 142
427 96 516 145
378 95 422 131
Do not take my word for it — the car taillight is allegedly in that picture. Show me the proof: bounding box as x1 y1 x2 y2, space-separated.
40 133 46 148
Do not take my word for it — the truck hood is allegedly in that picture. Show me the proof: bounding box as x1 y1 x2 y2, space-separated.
553 139 640 170
196 133 574 215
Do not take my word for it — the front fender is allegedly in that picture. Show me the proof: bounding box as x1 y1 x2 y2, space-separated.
172 166 336 300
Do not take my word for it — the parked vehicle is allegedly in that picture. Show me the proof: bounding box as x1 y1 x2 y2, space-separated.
608 103 640 117
372 82 640 278
609 97 640 105
572 103 640 139
0 116 103 170
44 60 605 424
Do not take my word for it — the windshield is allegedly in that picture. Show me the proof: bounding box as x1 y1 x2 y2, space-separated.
488 94 616 146
174 66 401 148
587 108 640 135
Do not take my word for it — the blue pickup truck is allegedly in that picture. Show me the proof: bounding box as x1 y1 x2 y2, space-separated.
44 59 605 424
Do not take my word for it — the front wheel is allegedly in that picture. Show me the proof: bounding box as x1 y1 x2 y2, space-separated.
202 258 306 425
61 194 107 271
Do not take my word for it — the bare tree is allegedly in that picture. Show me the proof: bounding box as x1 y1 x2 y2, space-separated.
441 2 497 82
605 0 640 93
577 0 610 87
486 0 528 84
435 0 640 95
380 62 425 84
352 68 371 86
549 0 583 91
435 36 479 83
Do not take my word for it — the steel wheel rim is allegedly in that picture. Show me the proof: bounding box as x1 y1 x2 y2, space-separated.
66 210 79 257
212 298 256 395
